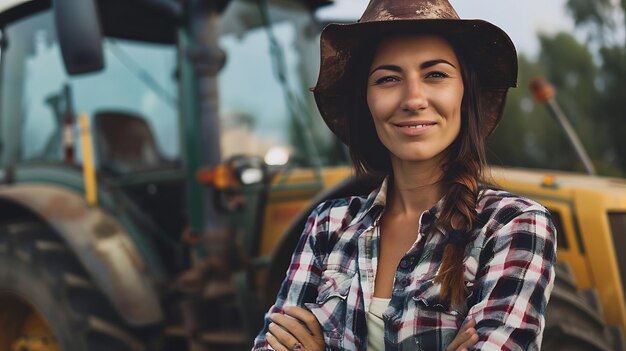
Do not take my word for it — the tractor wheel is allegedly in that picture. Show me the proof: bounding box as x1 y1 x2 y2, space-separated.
542 261 625 351
0 220 146 351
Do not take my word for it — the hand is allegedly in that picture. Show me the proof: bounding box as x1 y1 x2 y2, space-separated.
266 306 325 351
446 319 479 351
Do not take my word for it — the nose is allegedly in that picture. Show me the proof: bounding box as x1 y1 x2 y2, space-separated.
400 78 428 113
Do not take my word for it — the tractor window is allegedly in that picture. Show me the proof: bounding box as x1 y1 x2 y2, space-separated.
218 0 347 167
608 212 626 297
547 208 569 250
608 212 626 238
0 9 179 168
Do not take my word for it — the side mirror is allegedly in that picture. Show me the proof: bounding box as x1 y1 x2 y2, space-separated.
54 0 104 74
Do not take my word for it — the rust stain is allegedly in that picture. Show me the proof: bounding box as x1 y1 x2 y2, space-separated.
360 0 459 22
92 217 120 239
271 206 301 221
39 194 87 220
121 238 144 271
376 9 395 21
414 1 459 19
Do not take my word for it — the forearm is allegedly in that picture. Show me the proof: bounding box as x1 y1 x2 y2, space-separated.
467 208 556 350
252 204 328 350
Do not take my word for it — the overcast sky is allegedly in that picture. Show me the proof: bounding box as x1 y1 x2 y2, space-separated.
317 0 575 57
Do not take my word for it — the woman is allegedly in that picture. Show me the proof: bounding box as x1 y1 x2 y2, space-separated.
253 0 556 350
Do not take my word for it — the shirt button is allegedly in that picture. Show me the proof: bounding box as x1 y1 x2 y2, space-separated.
399 256 416 269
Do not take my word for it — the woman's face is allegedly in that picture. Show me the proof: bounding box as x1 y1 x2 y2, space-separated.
366 34 464 166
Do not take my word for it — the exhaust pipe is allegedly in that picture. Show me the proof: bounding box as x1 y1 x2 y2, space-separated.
529 77 597 175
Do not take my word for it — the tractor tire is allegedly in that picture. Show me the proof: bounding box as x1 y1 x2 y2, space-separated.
0 220 146 351
542 261 625 351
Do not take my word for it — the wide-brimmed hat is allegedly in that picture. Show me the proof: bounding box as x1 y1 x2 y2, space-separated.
312 0 518 144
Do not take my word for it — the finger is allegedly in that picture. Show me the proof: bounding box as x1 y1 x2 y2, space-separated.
284 306 323 337
270 313 312 344
266 332 289 351
446 320 476 351
463 319 476 330
457 319 476 335
457 331 479 351
268 322 300 350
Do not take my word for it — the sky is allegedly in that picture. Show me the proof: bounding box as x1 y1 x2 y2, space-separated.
0 0 575 58
317 0 575 58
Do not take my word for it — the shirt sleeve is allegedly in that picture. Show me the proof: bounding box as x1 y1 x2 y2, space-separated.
467 206 557 351
251 203 328 350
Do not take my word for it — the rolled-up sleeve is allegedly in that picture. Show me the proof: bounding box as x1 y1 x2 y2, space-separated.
252 203 328 350
468 207 557 351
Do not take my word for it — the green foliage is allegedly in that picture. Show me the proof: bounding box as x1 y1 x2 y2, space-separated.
488 55 550 169
597 46 626 173
569 0 626 174
489 33 603 173
566 0 615 31
489 1 626 176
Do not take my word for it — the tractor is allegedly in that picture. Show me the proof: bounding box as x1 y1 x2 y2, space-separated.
0 0 351 350
0 0 624 351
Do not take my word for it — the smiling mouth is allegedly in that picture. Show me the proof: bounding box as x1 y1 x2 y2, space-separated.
394 121 437 128
404 124 434 128
393 121 436 136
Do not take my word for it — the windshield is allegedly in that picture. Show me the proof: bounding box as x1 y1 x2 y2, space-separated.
0 2 345 172
218 0 346 167
0 9 179 169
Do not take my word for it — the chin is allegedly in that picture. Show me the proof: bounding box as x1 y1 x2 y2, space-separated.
396 151 438 163
390 146 449 164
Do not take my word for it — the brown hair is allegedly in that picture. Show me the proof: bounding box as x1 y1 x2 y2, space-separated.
345 33 488 308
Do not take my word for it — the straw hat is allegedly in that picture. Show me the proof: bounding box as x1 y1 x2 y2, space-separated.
312 0 518 144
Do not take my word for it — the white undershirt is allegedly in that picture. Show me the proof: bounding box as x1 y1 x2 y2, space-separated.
367 297 391 351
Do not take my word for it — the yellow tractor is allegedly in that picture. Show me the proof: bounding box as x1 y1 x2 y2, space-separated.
495 167 626 351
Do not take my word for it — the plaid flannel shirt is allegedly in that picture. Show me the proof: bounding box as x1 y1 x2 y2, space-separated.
253 178 556 350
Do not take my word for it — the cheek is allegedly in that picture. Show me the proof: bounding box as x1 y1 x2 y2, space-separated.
443 85 464 110
447 86 464 128
366 88 396 122
448 108 462 139
366 92 390 145
366 89 379 119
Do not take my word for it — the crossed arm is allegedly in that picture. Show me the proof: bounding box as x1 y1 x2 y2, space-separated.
266 306 479 351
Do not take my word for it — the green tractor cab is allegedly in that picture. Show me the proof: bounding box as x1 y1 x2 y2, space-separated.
0 0 346 350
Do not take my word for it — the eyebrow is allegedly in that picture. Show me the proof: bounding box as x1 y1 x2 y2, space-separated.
369 59 457 76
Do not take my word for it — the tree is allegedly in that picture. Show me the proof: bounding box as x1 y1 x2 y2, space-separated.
489 1 626 176
489 32 604 173
565 0 626 174
488 55 549 169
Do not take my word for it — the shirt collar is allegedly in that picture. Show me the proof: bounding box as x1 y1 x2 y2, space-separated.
353 177 389 225
354 177 446 232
